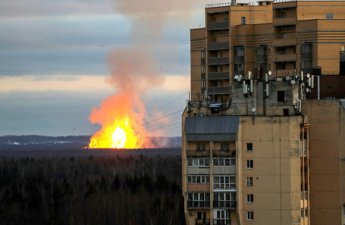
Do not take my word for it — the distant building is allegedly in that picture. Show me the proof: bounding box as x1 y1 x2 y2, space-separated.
182 1 345 225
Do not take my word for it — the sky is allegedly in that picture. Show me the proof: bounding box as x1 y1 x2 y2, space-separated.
0 0 224 137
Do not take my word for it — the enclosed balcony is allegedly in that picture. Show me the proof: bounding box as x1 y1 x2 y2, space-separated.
213 201 236 209
208 72 229 80
208 57 229 65
207 86 230 95
187 201 210 209
207 21 229 31
208 42 229 51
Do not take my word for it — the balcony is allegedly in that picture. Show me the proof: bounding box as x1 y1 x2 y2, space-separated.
208 57 229 65
256 54 267 64
208 72 229 80
301 52 312 60
212 150 235 157
213 201 236 209
195 219 210 225
273 38 296 47
208 42 229 51
274 17 296 26
233 56 244 64
213 219 231 225
207 86 230 95
275 53 296 62
207 21 229 31
187 150 210 158
187 201 210 209
276 69 296 76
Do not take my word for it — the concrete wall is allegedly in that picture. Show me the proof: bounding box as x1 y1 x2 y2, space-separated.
237 116 303 225
302 100 345 225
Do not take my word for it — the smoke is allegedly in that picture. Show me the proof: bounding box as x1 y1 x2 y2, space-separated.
89 0 209 148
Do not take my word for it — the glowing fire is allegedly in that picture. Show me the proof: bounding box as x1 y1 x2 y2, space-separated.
88 90 152 149
89 115 141 149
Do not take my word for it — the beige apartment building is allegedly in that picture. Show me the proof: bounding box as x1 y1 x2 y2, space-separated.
182 1 345 225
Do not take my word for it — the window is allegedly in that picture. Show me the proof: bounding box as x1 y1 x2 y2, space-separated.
277 91 285 102
187 192 210 208
197 143 206 151
221 143 230 152
247 211 254 220
246 177 253 187
187 158 209 167
247 143 253 151
214 209 230 225
241 16 246 25
187 175 209 184
214 192 236 208
283 108 289 116
326 13 333 20
247 160 254 169
213 158 236 167
213 175 236 190
247 194 254 203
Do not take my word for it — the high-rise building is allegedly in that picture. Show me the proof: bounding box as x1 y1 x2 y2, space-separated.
182 1 345 225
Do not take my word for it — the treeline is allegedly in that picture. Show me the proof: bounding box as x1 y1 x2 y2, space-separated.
0 154 185 225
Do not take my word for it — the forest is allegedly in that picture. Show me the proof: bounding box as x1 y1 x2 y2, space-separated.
0 149 185 225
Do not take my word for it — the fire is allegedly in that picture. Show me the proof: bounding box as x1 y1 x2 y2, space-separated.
89 115 140 149
88 90 152 149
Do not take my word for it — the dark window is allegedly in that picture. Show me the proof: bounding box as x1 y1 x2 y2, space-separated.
246 177 253 187
283 108 289 116
326 13 333 20
277 91 285 102
247 160 254 169
221 143 230 151
247 211 254 220
247 194 254 203
241 17 246 25
247 143 253 151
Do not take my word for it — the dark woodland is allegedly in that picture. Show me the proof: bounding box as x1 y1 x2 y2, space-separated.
0 148 185 225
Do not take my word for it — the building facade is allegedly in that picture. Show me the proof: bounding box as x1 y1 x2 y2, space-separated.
182 1 345 225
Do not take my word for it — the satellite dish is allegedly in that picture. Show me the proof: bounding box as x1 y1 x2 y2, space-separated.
268 71 272 76
251 107 256 113
307 73 311 78
234 75 239 80
291 80 296 85
286 76 291 81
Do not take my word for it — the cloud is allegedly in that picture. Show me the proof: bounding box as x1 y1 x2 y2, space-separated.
0 0 114 18
0 74 189 93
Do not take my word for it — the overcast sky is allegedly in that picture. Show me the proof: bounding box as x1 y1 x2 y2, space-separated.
0 0 221 136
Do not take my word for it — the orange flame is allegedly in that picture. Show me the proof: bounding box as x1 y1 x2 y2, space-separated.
88 90 152 149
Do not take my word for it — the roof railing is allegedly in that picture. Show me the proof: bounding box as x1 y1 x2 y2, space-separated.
206 2 234 8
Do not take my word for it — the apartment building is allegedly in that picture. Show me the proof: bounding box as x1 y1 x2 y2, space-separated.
182 1 345 225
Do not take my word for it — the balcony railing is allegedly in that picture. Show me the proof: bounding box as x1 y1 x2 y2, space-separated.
207 21 229 31
276 69 296 76
208 42 229 51
273 38 296 47
208 72 229 80
187 201 210 209
208 57 229 65
213 219 231 225
275 53 296 62
195 219 210 225
187 150 210 158
212 150 235 157
274 17 296 26
207 87 230 95
213 201 236 209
